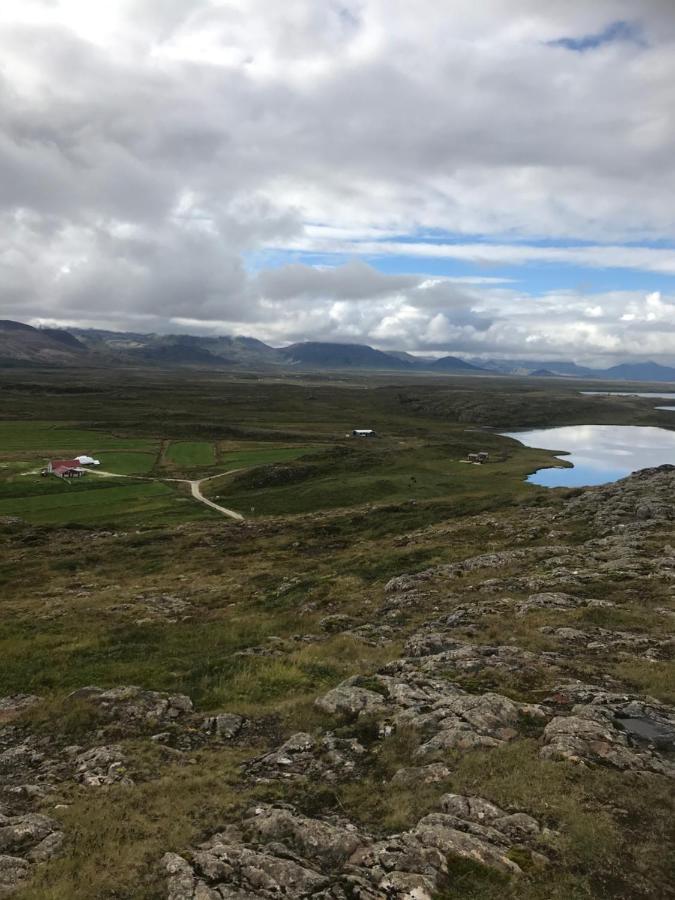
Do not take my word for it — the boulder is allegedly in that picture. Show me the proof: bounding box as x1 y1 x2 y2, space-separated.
0 814 60 855
203 714 244 740
244 805 364 867
0 855 29 898
74 745 132 786
315 679 386 718
66 685 193 729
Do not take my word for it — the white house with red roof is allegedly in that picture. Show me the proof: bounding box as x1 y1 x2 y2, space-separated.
44 459 86 479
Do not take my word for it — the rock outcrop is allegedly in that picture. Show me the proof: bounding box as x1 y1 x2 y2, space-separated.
163 796 550 899
0 812 63 897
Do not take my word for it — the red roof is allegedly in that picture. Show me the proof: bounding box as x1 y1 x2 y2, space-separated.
51 459 79 469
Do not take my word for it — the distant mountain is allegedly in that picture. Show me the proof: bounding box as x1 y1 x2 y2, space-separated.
3 320 675 382
463 357 675 382
430 356 488 373
465 358 596 378
0 320 86 365
386 351 426 366
603 362 675 382
280 345 487 373
280 342 412 370
70 329 286 368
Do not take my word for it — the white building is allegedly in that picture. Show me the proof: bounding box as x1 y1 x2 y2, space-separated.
75 455 100 466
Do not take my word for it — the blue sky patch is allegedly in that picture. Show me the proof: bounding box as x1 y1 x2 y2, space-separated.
549 20 645 52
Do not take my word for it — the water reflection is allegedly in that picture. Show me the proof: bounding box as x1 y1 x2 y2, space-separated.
581 391 675 400
502 425 675 487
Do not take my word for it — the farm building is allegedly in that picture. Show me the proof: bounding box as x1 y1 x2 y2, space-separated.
43 459 87 479
352 429 376 437
467 451 489 464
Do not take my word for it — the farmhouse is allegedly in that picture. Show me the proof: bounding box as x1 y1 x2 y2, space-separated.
44 459 86 479
467 451 489 464
352 429 376 437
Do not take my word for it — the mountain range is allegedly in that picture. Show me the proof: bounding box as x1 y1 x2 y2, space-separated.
2 320 675 382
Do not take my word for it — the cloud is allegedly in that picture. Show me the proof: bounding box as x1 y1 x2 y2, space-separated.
0 0 674 362
256 260 419 302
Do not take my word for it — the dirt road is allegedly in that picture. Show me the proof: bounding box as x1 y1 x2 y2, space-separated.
188 479 243 521
88 467 245 520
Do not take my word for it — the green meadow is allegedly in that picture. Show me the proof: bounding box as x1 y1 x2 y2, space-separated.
165 441 216 467
0 479 210 526
0 420 157 454
218 445 312 468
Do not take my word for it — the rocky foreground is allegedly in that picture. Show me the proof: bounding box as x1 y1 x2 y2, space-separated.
1 467 675 898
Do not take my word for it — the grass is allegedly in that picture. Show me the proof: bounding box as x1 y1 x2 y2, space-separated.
218 445 313 468
97 451 158 474
165 441 215 467
0 479 207 526
611 659 675 704
0 615 275 703
0 420 157 453
207 442 552 517
17 749 248 900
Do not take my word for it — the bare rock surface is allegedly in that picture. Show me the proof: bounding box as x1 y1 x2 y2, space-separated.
541 682 675 775
565 465 675 532
0 812 63 896
66 685 193 728
246 732 367 783
0 698 40 722
74 744 132 786
540 625 674 659
164 797 549 899
313 674 546 759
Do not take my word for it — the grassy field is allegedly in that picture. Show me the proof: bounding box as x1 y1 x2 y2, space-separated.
0 368 672 526
165 441 216 467
97 451 158 474
0 420 157 453
0 478 211 526
218 445 313 468
206 437 556 517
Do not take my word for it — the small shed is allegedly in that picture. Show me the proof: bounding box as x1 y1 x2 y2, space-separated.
352 429 376 438
75 455 100 466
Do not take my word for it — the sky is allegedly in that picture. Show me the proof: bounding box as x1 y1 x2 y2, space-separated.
1 0 675 365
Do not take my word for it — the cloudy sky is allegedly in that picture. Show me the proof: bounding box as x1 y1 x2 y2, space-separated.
2 0 675 364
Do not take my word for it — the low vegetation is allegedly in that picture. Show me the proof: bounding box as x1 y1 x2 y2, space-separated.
0 366 673 898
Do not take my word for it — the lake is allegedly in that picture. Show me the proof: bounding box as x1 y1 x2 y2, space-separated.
582 389 675 414
502 424 675 487
581 391 675 400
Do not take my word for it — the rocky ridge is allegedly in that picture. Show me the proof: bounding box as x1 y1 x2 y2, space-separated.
157 468 675 898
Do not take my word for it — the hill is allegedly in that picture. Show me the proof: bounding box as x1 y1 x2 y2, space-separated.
280 341 412 370
0 320 86 365
71 329 286 368
3 320 675 382
604 361 675 382
431 355 488 373
0 367 673 899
